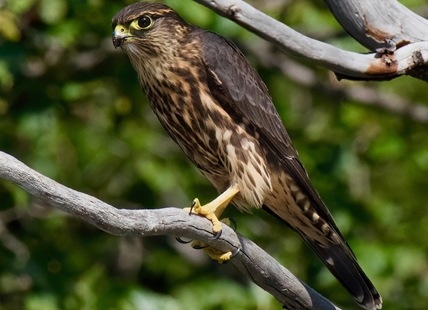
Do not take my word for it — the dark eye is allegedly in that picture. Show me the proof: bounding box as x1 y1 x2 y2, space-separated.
137 15 152 29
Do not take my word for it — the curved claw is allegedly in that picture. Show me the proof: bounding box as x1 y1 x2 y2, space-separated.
220 248 241 265
208 229 222 240
188 199 197 215
229 218 237 231
230 247 241 258
175 237 192 244
192 243 209 250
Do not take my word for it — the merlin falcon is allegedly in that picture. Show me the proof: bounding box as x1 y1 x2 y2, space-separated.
112 2 382 309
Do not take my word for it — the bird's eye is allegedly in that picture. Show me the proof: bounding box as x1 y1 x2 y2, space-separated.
136 15 152 29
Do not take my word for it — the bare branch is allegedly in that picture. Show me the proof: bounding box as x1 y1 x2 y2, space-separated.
324 0 428 50
194 0 428 82
0 151 341 310
249 41 428 123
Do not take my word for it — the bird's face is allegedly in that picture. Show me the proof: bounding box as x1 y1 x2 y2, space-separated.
112 2 191 76
112 13 156 51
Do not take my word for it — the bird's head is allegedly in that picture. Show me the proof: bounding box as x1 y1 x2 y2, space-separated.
112 2 193 80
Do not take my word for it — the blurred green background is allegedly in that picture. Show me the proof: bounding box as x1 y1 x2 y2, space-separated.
1 0 428 309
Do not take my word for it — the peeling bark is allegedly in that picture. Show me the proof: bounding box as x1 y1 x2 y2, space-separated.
324 0 428 50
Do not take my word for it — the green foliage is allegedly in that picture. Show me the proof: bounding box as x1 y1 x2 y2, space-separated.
1 0 428 309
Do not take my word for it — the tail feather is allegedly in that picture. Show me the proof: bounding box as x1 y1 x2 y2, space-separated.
300 234 382 310
262 205 382 309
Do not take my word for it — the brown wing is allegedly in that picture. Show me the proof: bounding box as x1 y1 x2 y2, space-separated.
197 30 384 309
197 29 343 236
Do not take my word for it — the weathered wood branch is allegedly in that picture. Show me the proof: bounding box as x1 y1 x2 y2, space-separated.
0 151 341 310
248 41 428 123
324 0 428 51
194 0 428 82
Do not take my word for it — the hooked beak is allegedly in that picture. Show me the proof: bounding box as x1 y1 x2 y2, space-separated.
112 24 132 48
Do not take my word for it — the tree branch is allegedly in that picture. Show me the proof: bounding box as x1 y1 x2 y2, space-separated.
0 151 341 310
194 0 428 82
249 41 428 123
324 0 428 51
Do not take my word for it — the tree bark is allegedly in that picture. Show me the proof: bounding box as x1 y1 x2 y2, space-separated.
324 0 428 50
248 40 428 123
194 0 428 82
0 151 341 310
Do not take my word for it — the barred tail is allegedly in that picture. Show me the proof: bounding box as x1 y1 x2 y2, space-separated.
299 234 382 310
262 205 382 310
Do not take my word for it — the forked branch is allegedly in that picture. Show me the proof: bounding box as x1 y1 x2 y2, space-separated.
194 0 428 82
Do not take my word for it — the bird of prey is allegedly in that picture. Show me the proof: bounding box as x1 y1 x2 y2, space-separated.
112 2 382 309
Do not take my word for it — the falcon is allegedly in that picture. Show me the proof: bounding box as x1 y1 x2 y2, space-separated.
112 2 382 309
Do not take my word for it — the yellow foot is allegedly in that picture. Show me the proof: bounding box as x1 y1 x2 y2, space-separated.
190 218 235 264
191 240 233 264
183 184 240 234
184 198 222 233
204 246 234 264
182 185 240 263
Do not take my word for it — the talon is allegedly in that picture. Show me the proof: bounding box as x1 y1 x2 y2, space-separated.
175 237 192 244
208 249 233 264
179 185 240 263
184 185 240 234
230 247 240 258
199 244 237 263
217 248 240 264
229 218 237 231
209 229 222 240
192 244 209 250
189 199 198 215
191 240 209 250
